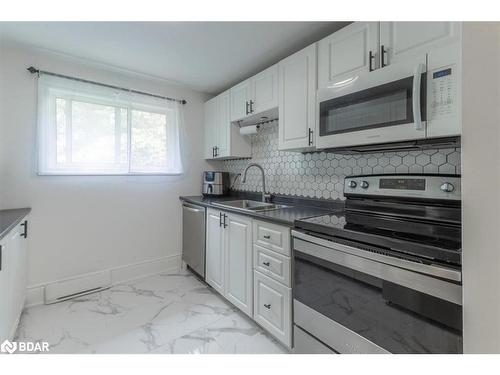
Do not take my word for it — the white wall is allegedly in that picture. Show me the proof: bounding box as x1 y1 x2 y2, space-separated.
462 22 500 353
0 40 212 290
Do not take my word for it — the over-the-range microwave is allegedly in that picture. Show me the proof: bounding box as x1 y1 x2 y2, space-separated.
316 44 461 150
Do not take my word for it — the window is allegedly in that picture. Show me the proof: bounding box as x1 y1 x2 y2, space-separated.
37 74 183 175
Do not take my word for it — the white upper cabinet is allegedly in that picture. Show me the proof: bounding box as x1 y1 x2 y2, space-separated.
251 64 279 115
204 97 217 159
318 22 379 88
278 44 317 151
379 22 460 66
204 91 251 160
216 90 231 158
230 79 253 122
230 65 279 122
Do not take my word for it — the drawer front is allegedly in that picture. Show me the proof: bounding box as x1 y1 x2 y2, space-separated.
253 244 291 287
254 270 292 347
252 220 290 256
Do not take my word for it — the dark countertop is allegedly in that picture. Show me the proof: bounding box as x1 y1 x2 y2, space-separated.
180 195 342 226
0 208 31 241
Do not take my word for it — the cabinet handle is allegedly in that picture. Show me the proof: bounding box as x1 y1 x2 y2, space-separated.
214 146 218 157
212 146 215 158
308 128 313 146
381 45 387 68
21 220 28 239
264 303 271 309
245 101 249 115
263 234 271 239
223 213 227 228
249 100 254 114
369 50 375 72
262 261 270 267
219 212 223 227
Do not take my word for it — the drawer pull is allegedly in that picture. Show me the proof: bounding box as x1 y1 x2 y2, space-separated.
263 234 271 239
262 261 270 267
264 303 271 309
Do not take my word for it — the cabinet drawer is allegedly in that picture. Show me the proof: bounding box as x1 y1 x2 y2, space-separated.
253 244 291 287
254 270 292 348
252 220 290 256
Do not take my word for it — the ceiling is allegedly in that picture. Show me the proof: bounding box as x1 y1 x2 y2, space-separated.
0 22 349 94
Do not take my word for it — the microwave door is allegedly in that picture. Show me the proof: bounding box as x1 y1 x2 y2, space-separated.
316 58 427 150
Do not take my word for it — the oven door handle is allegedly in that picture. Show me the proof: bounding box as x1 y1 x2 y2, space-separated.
413 63 426 131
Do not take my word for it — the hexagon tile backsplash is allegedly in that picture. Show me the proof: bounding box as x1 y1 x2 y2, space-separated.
220 122 461 201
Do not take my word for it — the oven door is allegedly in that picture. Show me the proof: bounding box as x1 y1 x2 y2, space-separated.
316 56 427 150
292 231 463 354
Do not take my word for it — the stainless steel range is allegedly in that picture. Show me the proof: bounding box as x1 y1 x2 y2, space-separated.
292 174 462 354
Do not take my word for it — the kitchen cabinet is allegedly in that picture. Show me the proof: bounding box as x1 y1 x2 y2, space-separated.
205 208 225 294
224 213 253 316
379 22 461 66
318 22 460 89
204 91 251 160
0 218 28 342
204 97 217 159
251 65 279 115
278 44 317 151
252 219 292 347
318 22 379 89
230 79 253 122
230 65 278 123
205 208 253 317
254 270 292 348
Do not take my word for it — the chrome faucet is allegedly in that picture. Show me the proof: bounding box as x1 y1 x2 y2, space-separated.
241 163 271 202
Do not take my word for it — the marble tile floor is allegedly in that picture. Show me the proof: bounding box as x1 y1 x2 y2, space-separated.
14 270 288 354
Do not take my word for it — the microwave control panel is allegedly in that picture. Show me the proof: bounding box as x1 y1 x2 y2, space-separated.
429 65 456 120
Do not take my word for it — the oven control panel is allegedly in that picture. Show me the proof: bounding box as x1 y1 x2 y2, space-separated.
344 174 461 201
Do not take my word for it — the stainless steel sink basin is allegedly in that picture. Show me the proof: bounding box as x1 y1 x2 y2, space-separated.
213 200 289 212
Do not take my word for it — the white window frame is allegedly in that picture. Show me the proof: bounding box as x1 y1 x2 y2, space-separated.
37 74 183 176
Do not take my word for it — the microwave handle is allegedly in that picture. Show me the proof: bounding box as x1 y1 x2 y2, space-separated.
413 63 426 131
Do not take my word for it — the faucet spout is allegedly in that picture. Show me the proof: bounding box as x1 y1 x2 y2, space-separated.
241 163 270 202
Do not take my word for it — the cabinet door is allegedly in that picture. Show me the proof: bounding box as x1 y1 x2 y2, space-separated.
216 90 231 158
278 43 317 151
224 213 253 317
204 97 218 159
254 270 292 347
0 240 10 341
379 22 460 66
14 221 27 324
230 79 252 122
318 22 379 88
0 223 23 342
205 209 224 294
252 64 278 114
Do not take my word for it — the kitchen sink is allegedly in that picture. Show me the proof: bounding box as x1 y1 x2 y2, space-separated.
213 200 289 212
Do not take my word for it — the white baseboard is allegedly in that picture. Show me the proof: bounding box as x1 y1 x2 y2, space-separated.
25 254 181 308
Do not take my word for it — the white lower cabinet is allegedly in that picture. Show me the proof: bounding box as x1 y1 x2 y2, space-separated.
224 213 253 317
0 217 28 342
254 270 292 348
206 209 225 294
204 213 292 348
205 208 253 317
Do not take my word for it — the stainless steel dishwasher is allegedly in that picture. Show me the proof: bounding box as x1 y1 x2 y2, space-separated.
182 202 206 278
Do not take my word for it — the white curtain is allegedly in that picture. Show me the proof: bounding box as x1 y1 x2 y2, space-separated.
37 73 184 175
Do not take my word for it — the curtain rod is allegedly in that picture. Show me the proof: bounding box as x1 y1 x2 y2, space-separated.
27 66 187 105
